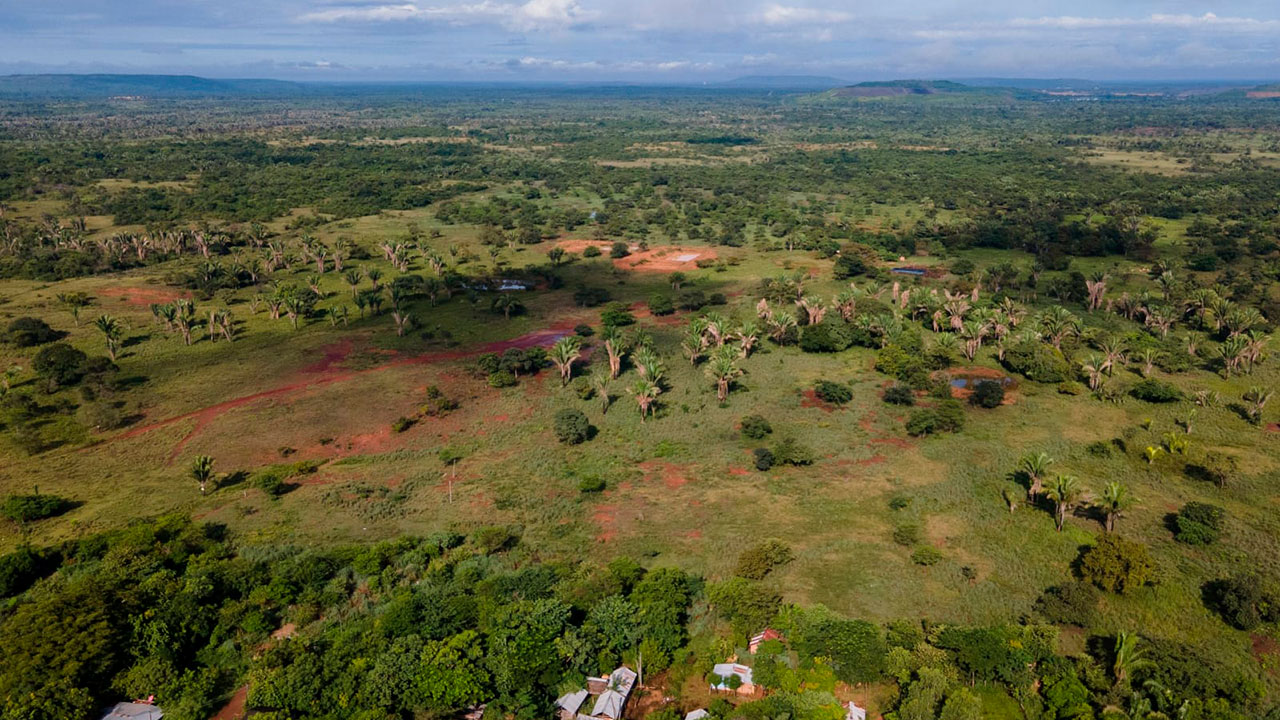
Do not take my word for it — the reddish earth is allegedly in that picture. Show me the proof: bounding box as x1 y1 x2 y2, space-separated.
112 322 580 458
271 623 297 640
858 454 888 466
99 285 189 307
800 389 838 413
593 504 619 543
945 367 1018 405
1253 634 1280 673
1247 91 1280 98
556 239 717 273
209 685 247 720
729 468 750 476
684 529 703 539
639 461 691 489
1267 423 1279 433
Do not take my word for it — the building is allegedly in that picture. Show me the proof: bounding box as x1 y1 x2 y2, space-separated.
685 709 709 720
555 666 638 720
709 663 755 694
99 703 163 720
846 701 867 720
748 628 782 654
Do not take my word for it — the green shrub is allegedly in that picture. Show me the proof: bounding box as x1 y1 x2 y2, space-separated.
1079 535 1156 594
833 254 867 279
905 409 939 436
390 416 415 433
1204 573 1280 630
600 304 636 328
753 447 775 471
1034 581 1100 626
883 385 915 405
912 546 943 566
487 370 517 388
893 523 921 546
574 324 594 336
1130 378 1182 403
1174 502 1225 545
1001 340 1072 383
800 319 853 353
553 408 591 445
578 477 606 493
813 380 852 405
970 380 1005 408
0 494 74 523
3 317 60 347
32 343 88 390
888 494 912 511
740 414 773 440
735 539 794 580
648 294 675 316
582 245 602 258
609 241 630 259
772 437 815 466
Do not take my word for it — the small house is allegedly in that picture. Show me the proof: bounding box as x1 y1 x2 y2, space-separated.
555 690 589 720
846 701 867 720
685 709 709 720
99 703 163 720
556 666 638 720
748 628 782 654
710 663 755 694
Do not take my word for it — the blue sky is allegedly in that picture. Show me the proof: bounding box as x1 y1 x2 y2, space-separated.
3 1 1280 82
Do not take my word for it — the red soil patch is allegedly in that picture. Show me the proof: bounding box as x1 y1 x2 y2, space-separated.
638 461 692 489
271 623 297 640
593 504 619 543
729 468 750 476
685 529 703 539
945 367 1018 405
1253 634 1280 673
858 454 888 466
556 239 717 273
1266 423 1280 433
209 685 248 720
1247 91 1280 98
800 389 838 412
99 285 189 307
111 322 580 459
300 339 355 374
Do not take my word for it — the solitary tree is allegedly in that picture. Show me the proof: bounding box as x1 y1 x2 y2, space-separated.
1020 452 1053 502
550 336 583 386
591 371 611 414
56 292 93 326
1045 474 1083 532
630 378 660 422
1098 481 1132 533
1243 386 1273 425
93 315 123 361
704 347 743 404
1112 631 1149 686
190 455 215 495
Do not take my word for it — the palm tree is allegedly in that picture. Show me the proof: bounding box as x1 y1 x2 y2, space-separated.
173 299 199 345
1243 386 1273 425
1038 306 1079 350
735 321 760 358
705 347 743 404
1112 631 1150 686
1020 452 1053 502
93 314 123 361
343 269 363 298
1045 474 1083 531
190 455 215 495
1143 445 1165 465
601 327 627 379
1080 353 1107 391
550 336 582 386
1098 481 1132 532
1 365 21 395
56 291 92 326
591 372 611 414
630 378 660 422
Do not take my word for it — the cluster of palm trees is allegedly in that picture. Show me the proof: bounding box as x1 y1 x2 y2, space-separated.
1018 452 1133 533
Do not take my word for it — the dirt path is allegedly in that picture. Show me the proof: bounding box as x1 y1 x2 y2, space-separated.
209 685 247 720
114 322 579 457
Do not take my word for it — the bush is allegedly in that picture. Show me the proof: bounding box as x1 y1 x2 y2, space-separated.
573 285 610 306
574 324 594 337
905 409 939 436
3 317 60 347
883 385 915 405
582 245 602 258
32 343 88 390
600 304 636 329
390 416 415 433
740 414 773 440
970 380 1005 408
813 380 852 405
0 545 52 598
1204 573 1280 630
609 241 630 259
800 319 853 353
677 290 707 310
487 370 517 388
553 408 591 444
753 447 775 471
1174 502 1225 545
735 539 794 580
892 522 921 546
648 294 675 316
772 437 815 466
1130 378 1182 403
1079 535 1156 594
833 254 868 279
420 385 459 417
578 477 606 493
0 493 74 523
1034 582 1100 626
1001 341 1072 383
911 546 943 566
934 399 965 431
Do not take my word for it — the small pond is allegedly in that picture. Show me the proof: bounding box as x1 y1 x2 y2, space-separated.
891 267 927 276
949 375 1015 389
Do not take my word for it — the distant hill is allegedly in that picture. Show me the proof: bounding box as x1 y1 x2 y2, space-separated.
0 74 307 98
823 79 1017 99
717 75 847 89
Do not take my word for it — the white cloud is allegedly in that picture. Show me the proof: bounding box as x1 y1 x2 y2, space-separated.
299 0 593 31
1009 12 1280 32
755 4 852 27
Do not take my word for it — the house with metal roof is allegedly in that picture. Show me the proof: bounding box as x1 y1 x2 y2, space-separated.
554 666 638 720
710 662 755 694
99 702 163 720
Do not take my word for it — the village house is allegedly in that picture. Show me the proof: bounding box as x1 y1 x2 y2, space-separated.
709 662 755 695
99 702 163 720
555 666 638 720
748 628 782 654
